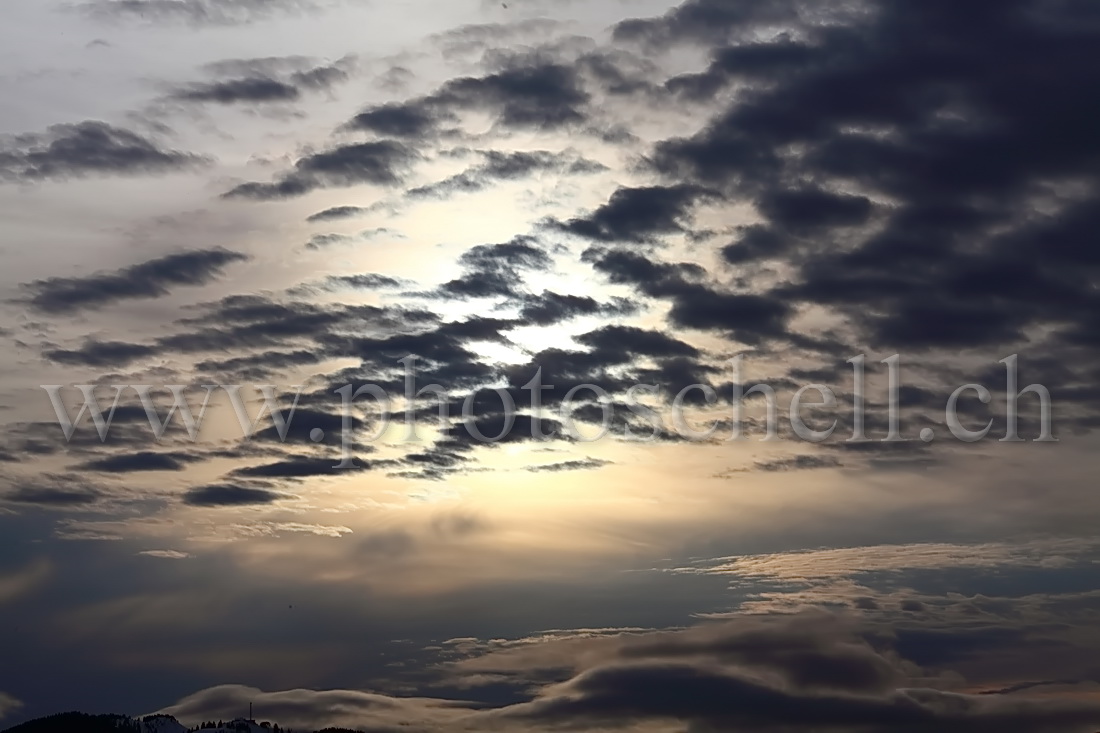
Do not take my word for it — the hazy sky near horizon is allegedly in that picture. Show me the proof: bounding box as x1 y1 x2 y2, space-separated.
2 1 1100 731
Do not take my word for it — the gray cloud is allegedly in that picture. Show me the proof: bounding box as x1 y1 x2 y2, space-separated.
346 57 594 139
347 101 449 139
518 291 639 326
153 610 1100 732
166 58 352 105
44 341 158 368
21 248 249 315
0 121 207 182
223 140 417 199
754 455 843 472
170 77 300 103
2 477 103 507
233 455 374 479
435 235 553 300
407 149 606 200
526 458 611 473
613 0 804 46
0 692 22 722
80 452 205 473
557 185 717 242
181 483 291 507
513 661 1100 732
305 205 370 223
78 0 335 26
635 0 1100 371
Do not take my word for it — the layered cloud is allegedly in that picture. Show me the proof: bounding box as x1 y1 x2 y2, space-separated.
154 610 1100 732
1 0 1098 729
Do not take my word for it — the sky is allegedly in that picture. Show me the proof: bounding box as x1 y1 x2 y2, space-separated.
2 0 1100 731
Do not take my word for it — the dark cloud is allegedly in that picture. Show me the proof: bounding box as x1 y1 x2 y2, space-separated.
853 597 880 611
634 0 1100 359
202 54 320 76
720 225 792 264
347 101 446 138
80 451 203 473
3 477 103 507
79 0 330 26
431 18 565 60
459 236 551 272
526 458 611 473
144 607 1100 731
405 451 468 470
437 236 552 300
170 77 300 103
3 487 102 507
303 232 355 250
666 38 820 100
431 62 591 130
8 0 1100 727
37 294 435 376
518 291 638 326
610 617 903 696
195 349 322 379
233 456 373 479
323 274 405 290
289 62 351 90
574 48 661 97
305 205 369 223
224 140 417 199
165 296 435 359
558 185 716 242
515 661 1100 731
442 414 567 446
754 455 843 472
756 187 873 236
438 269 518 299
303 227 399 251
584 246 793 343
0 121 207 182
395 449 471 482
20 248 249 315
247 408 365 449
44 341 158 368
496 330 708 412
470 611 1100 732
181 483 290 507
0 407 175 459
347 59 593 138
726 183 871 264
407 150 605 200
320 317 513 389
584 249 706 294
635 357 725 407
167 59 350 105
613 0 802 46
574 325 699 359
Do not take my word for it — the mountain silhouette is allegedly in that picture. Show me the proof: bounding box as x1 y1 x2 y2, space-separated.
0 714 308 733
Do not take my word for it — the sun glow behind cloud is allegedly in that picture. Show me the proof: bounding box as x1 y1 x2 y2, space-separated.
1 0 1100 730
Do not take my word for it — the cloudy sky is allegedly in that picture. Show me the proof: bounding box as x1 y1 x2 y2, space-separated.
2 0 1100 731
